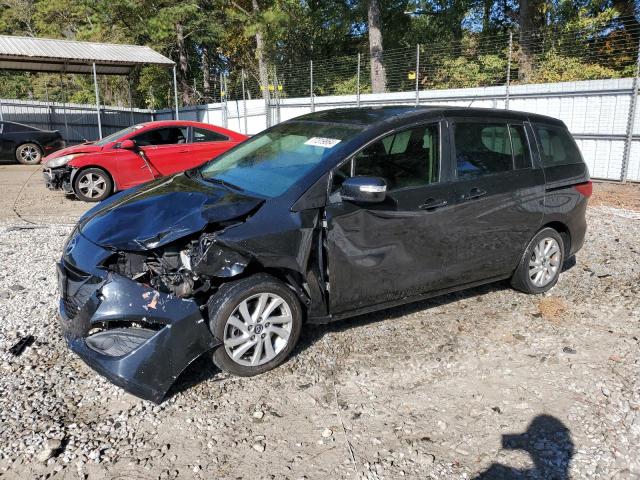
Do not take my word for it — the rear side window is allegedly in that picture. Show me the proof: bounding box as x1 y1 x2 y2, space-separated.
454 123 514 178
193 127 228 143
454 122 532 178
534 125 582 167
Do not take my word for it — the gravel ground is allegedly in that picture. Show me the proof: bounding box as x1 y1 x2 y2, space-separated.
0 169 639 479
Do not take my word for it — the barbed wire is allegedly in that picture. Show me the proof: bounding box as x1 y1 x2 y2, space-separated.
1 16 638 110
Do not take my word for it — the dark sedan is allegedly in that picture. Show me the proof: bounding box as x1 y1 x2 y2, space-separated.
57 106 591 402
0 121 64 164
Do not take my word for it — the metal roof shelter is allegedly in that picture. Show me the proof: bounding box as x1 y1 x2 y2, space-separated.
0 35 179 137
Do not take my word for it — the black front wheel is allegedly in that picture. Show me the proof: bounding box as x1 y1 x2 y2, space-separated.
208 274 303 377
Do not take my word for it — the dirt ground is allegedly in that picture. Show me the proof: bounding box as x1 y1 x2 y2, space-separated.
0 164 639 480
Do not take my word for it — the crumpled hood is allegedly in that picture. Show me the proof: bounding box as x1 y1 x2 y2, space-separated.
78 173 263 251
45 142 102 162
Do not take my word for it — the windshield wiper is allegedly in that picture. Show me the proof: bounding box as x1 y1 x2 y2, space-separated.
201 176 246 193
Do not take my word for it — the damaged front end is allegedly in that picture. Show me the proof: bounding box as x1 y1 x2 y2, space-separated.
43 166 73 194
57 172 326 402
105 233 251 299
58 226 253 403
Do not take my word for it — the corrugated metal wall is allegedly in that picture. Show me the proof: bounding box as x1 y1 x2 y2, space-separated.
0 98 154 144
155 78 640 182
3 78 637 181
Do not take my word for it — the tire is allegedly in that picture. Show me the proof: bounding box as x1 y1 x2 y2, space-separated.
208 273 302 377
511 227 565 294
73 168 113 202
15 143 43 165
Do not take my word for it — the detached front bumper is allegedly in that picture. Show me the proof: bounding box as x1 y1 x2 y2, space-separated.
58 258 220 403
43 167 73 194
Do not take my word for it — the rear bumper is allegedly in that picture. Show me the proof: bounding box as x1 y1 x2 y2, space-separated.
43 167 73 194
58 260 220 403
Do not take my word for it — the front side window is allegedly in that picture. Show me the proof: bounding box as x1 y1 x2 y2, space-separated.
534 125 582 167
134 127 188 147
200 121 363 198
193 127 228 143
454 122 515 178
351 124 440 190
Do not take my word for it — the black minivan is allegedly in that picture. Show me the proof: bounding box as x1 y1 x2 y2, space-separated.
57 107 591 402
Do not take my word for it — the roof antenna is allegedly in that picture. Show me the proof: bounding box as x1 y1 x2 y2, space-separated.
467 98 475 108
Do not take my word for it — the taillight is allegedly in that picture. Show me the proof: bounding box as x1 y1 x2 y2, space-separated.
574 181 592 198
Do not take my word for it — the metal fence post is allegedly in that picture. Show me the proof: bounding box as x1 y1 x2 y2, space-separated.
356 53 361 108
622 39 640 183
225 74 230 128
92 62 103 139
173 65 179 120
310 60 315 112
505 31 513 110
59 73 69 140
241 69 248 134
220 73 228 128
415 44 420 106
127 75 134 126
263 64 271 128
274 66 281 124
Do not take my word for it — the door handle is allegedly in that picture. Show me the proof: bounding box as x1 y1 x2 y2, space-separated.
419 198 448 210
461 188 487 201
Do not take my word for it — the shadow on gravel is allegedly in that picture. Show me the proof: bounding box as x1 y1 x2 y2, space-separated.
473 415 574 479
295 280 507 357
165 354 222 400
167 259 578 402
165 281 506 401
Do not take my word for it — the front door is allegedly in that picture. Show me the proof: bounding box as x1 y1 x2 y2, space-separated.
115 126 190 188
135 125 190 176
441 119 544 285
325 121 455 314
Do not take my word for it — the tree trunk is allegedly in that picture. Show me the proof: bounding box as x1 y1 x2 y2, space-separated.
518 0 543 82
252 0 270 103
482 0 492 32
367 0 386 93
201 46 210 101
176 22 190 105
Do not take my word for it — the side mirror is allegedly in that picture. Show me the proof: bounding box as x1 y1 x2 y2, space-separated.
340 176 387 204
118 139 137 150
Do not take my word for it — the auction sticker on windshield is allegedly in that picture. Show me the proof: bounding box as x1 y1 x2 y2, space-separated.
304 137 341 148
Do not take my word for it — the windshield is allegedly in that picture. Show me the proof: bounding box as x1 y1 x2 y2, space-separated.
94 124 145 146
200 121 363 198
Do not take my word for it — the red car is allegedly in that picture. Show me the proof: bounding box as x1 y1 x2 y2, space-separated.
42 121 247 202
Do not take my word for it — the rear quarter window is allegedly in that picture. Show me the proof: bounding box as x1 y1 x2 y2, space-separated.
534 124 583 167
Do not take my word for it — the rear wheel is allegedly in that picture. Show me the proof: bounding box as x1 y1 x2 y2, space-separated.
73 168 113 202
15 143 43 165
511 227 565 294
208 274 302 376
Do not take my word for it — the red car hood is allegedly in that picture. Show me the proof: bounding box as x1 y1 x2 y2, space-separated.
44 143 103 162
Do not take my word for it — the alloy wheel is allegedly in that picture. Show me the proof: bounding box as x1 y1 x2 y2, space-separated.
18 144 41 164
77 172 107 199
529 237 561 288
223 293 293 367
